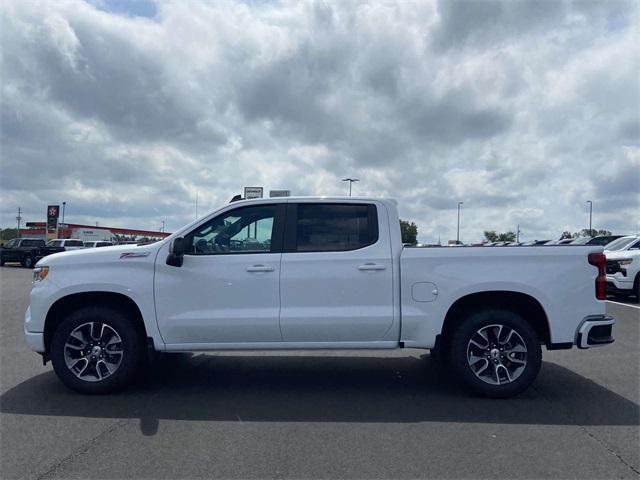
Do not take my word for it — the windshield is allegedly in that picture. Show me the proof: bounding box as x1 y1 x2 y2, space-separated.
604 236 638 251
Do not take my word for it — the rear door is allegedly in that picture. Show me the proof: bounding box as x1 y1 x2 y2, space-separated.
279 201 395 342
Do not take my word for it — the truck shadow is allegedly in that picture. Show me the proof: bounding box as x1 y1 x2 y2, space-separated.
1 354 638 436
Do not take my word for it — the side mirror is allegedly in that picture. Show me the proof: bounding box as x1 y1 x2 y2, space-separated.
166 237 186 267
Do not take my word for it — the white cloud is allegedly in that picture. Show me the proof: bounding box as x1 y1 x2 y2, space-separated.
0 0 638 242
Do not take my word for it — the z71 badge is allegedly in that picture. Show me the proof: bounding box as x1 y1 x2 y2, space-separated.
120 252 150 259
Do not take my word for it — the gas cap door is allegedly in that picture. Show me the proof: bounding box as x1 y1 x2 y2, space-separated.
411 282 438 302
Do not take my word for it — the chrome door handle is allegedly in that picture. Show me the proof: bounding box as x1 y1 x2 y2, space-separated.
246 265 275 272
358 263 387 271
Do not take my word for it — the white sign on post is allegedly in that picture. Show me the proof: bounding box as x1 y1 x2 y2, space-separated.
244 187 264 199
269 190 291 198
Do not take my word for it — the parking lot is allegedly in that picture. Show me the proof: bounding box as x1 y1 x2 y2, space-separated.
0 265 638 479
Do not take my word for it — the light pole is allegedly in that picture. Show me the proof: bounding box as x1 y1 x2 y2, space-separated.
62 202 66 224
342 178 359 197
456 201 463 245
16 207 22 238
586 200 593 236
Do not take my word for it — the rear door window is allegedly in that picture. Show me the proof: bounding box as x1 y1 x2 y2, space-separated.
23 240 45 247
290 203 378 252
65 240 84 247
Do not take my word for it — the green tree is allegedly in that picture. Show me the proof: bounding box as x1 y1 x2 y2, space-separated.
400 219 418 244
579 228 612 237
498 231 516 242
484 231 516 242
484 230 498 242
559 231 573 240
0 228 19 241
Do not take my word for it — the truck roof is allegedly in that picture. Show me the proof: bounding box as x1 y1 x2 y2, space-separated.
230 196 398 205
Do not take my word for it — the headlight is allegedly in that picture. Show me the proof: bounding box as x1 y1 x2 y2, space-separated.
617 259 633 265
33 266 49 282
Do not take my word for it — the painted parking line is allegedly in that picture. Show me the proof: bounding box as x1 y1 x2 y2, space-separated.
606 300 640 310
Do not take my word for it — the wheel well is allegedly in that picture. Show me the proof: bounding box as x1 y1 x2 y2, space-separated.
439 291 551 347
43 292 147 353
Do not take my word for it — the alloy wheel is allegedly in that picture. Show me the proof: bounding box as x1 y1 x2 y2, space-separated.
63 322 124 382
466 324 527 385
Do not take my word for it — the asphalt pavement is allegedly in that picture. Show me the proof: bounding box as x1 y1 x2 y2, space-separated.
1 265 638 479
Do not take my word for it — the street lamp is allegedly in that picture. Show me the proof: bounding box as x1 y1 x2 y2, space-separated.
456 201 464 245
62 202 66 224
586 200 593 236
342 178 359 197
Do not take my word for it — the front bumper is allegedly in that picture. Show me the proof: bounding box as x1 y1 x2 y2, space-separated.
576 315 615 349
24 306 45 352
25 329 45 352
606 274 633 293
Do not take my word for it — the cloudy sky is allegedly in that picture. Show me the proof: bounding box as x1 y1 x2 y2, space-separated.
1 0 638 242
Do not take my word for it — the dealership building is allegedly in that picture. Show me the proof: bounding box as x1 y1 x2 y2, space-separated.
20 222 171 243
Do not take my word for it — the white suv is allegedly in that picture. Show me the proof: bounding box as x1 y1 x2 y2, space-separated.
605 236 640 299
45 239 85 251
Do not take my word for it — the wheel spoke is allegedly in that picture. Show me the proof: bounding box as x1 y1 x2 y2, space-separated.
505 344 526 354
500 329 515 345
68 357 88 369
70 330 86 344
469 354 486 366
496 364 511 383
475 359 490 375
493 325 503 343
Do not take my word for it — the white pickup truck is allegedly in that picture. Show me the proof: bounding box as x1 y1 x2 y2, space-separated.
25 197 614 397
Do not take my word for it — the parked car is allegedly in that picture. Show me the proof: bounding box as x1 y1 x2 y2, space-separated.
83 241 114 248
0 238 64 268
605 238 640 299
521 240 552 246
46 239 85 251
604 235 640 252
570 235 624 246
545 239 574 245
26 197 614 397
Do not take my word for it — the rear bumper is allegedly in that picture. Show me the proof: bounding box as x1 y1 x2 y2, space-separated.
576 315 614 349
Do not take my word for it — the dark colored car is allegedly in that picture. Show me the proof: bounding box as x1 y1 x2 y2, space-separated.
0 238 65 268
585 235 625 246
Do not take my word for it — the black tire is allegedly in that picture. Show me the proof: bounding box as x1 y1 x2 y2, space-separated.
0 257 4 266
449 309 542 398
635 275 640 303
21 255 34 269
50 306 144 394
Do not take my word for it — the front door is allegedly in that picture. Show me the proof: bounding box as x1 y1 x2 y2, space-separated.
154 203 284 347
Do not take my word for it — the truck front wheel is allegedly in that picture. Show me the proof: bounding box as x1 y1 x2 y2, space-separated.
50 307 144 394
449 309 542 398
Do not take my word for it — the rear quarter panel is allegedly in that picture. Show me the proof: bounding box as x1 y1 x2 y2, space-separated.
400 246 604 348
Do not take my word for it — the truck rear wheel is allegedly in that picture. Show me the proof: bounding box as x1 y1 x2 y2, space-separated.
21 255 34 268
449 309 542 398
50 307 144 394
